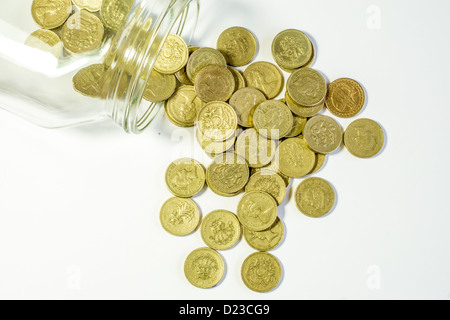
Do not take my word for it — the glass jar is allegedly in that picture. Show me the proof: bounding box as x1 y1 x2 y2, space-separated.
0 0 200 133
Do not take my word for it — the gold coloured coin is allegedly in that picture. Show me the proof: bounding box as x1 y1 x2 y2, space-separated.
31 0 72 30
201 210 241 250
165 86 205 127
309 153 327 174
303 115 343 154
253 100 294 140
228 67 246 92
160 197 201 236
62 10 105 54
217 26 257 67
252 166 290 188
285 91 323 118
244 217 284 251
229 87 266 128
143 70 177 103
295 177 335 218
100 0 134 31
196 127 236 158
243 61 284 99
272 29 312 70
245 171 286 206
241 252 281 292
237 191 278 232
194 65 236 102
287 68 327 107
25 29 63 58
186 47 227 83
207 153 249 196
326 78 366 118
154 34 189 74
184 247 225 289
175 45 200 85
344 118 385 158
197 101 238 142
275 137 316 178
285 115 307 138
165 158 206 198
73 0 102 12
72 64 107 97
235 128 277 168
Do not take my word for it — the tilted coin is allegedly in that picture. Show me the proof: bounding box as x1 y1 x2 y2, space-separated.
217 26 257 67
194 65 236 102
73 0 102 12
143 70 177 102
309 152 327 174
154 34 189 74
62 10 105 54
201 210 241 250
175 45 200 85
272 29 312 70
244 217 284 251
237 191 278 232
196 127 236 158
229 87 266 128
197 101 238 142
186 47 227 83
100 0 134 31
241 252 282 292
275 137 316 178
160 197 201 236
344 118 385 158
295 177 335 218
228 67 246 92
285 91 323 118
245 171 286 206
184 247 225 289
72 64 108 97
303 115 343 154
253 100 294 140
31 0 72 29
285 115 307 138
243 61 284 99
326 78 366 118
287 67 327 107
207 153 249 196
165 86 205 127
25 29 63 58
165 158 206 198
235 128 277 168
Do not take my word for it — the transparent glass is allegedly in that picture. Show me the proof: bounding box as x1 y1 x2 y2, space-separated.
0 0 199 133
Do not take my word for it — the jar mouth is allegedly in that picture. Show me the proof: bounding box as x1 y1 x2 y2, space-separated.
105 0 199 134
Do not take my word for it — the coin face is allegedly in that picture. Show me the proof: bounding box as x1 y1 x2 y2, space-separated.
237 191 278 231
165 158 206 198
143 70 177 103
62 10 105 54
184 247 225 289
285 115 307 138
241 252 281 292
154 34 189 74
201 210 241 250
304 115 343 154
287 68 327 107
235 128 276 169
25 29 63 58
244 217 284 251
207 153 249 195
31 0 72 29
275 137 316 178
197 101 238 142
195 65 236 102
100 0 134 31
272 29 312 70
72 64 107 97
175 46 200 85
186 47 227 83
243 62 284 99
217 27 257 67
344 118 385 158
285 91 323 118
245 171 287 206
73 0 102 12
326 78 366 118
295 177 335 218
253 100 294 140
160 197 201 236
196 127 236 158
229 87 266 127
165 86 205 127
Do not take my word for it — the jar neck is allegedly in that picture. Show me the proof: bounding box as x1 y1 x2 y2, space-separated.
104 0 199 134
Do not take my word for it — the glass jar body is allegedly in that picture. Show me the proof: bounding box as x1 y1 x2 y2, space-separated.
0 0 199 133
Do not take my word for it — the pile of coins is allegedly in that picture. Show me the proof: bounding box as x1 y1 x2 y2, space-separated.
159 26 385 292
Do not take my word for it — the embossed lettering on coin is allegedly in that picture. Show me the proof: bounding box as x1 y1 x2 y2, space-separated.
241 252 282 292
31 0 72 30
184 247 225 289
326 78 366 118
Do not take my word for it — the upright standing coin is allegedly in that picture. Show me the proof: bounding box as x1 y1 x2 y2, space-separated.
303 115 343 154
237 191 278 232
100 0 134 31
295 177 335 218
207 153 249 196
275 137 316 178
287 68 327 107
272 29 312 70
154 34 189 74
186 47 227 83
62 10 105 54
160 197 201 236
241 252 282 292
143 70 177 103
165 158 206 198
197 101 237 142
235 128 277 168
217 27 257 67
326 78 366 118
253 100 294 140
244 217 284 251
31 0 72 29
25 29 63 58
184 247 225 289
229 87 266 128
243 62 284 99
72 64 107 97
344 118 385 158
194 65 236 102
165 86 205 127
245 171 286 206
73 0 102 12
201 210 241 250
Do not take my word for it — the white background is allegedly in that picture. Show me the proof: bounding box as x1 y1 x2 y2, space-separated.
0 0 449 300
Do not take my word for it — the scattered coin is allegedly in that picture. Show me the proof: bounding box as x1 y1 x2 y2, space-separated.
303 115 343 154
253 100 294 140
237 191 278 232
194 65 236 102
186 47 227 83
217 26 257 67
143 70 177 103
344 118 385 158
73 0 103 12
201 210 241 250
235 128 277 168
160 197 201 236
206 153 249 196
165 158 206 198
326 78 366 118
272 29 312 70
287 67 327 107
31 0 72 30
275 137 316 178
245 171 287 206
295 177 335 218
165 86 205 127
72 64 108 97
100 0 134 31
184 247 225 289
241 252 282 292
154 34 189 74
197 101 238 142
243 61 284 99
243 217 284 251
229 87 267 128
